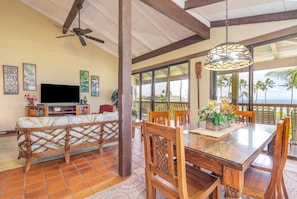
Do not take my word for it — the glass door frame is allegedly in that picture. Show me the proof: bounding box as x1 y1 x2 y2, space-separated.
132 61 190 120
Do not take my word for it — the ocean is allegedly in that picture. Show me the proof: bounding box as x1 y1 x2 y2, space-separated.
239 99 297 104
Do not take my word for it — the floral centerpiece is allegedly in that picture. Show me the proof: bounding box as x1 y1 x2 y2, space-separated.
24 93 37 106
199 99 237 130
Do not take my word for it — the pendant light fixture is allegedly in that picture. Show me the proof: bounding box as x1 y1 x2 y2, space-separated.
204 0 253 71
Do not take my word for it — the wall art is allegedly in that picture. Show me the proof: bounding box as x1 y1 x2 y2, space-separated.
80 70 89 92
23 63 36 91
3 65 19 94
91 75 99 96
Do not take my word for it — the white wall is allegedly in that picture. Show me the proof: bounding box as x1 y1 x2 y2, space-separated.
0 1 118 131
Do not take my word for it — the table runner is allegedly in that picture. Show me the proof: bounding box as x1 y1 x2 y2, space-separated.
190 123 246 138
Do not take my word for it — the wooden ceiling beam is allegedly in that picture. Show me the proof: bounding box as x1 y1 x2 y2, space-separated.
270 43 280 59
62 0 85 34
132 35 203 64
211 10 297 27
185 0 225 9
140 0 210 39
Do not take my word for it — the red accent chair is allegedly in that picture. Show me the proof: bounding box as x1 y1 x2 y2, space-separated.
99 104 116 113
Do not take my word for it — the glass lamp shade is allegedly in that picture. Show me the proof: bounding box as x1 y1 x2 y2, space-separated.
204 42 253 71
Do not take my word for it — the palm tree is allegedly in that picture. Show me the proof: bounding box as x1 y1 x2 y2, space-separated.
240 91 248 103
239 79 248 103
225 75 232 99
266 67 297 104
254 80 264 103
283 79 297 104
216 75 227 99
262 78 275 103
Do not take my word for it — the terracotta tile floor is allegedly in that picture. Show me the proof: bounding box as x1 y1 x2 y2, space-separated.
1 129 297 199
0 131 145 199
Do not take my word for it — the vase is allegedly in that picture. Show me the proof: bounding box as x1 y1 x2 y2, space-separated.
206 120 229 131
28 101 34 106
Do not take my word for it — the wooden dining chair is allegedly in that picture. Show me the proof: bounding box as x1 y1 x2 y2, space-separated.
242 119 285 199
251 116 290 198
235 110 256 124
174 109 190 126
148 110 170 126
290 109 297 145
143 121 221 199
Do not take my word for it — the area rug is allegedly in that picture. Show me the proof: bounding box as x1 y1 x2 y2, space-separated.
88 169 297 199
86 174 166 199
283 170 297 197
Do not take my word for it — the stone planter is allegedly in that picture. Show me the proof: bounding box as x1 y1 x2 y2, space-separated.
206 120 229 131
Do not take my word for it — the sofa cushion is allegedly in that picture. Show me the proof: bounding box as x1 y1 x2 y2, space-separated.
17 116 69 128
68 114 96 124
93 114 104 122
103 111 118 121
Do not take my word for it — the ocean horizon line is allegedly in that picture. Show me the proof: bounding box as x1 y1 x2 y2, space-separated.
238 99 297 104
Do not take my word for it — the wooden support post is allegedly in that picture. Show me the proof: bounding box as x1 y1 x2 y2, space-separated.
118 0 132 177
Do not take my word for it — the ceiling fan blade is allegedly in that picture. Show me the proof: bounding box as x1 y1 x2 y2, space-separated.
85 35 104 43
56 34 76 38
79 36 87 46
81 28 92 35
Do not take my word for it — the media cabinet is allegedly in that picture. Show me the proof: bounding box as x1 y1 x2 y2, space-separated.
25 104 90 117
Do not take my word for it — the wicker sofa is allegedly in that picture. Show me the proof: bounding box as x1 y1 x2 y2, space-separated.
16 112 119 173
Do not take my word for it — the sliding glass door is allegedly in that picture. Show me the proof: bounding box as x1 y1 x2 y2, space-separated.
132 61 189 120
154 67 169 111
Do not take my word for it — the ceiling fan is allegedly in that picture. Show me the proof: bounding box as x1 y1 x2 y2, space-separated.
56 4 104 46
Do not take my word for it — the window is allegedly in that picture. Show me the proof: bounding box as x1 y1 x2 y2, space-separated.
212 36 297 124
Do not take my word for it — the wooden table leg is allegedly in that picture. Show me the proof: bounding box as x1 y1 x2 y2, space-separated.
223 165 244 198
132 126 135 139
132 121 144 141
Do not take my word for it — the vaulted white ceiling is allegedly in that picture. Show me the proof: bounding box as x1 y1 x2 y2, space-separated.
19 0 297 64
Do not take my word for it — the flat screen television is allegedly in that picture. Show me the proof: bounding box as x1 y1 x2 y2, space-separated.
41 83 80 103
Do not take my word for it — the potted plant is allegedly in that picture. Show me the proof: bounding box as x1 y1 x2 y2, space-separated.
132 109 138 121
111 89 118 109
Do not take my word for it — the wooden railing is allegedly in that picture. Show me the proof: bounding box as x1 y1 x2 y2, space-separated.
134 101 188 120
134 101 297 142
136 101 297 122
238 103 297 124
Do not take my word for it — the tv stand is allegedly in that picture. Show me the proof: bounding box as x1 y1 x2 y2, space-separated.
25 104 90 117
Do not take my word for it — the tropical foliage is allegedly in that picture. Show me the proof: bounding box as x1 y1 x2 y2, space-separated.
217 75 232 99
216 74 277 104
111 89 118 109
266 67 297 104
239 79 248 103
253 78 275 103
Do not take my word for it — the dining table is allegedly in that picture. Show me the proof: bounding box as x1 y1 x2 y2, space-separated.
183 122 277 198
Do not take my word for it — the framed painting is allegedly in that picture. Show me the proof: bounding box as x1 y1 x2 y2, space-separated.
80 70 89 92
23 63 36 91
91 75 99 96
3 65 19 94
